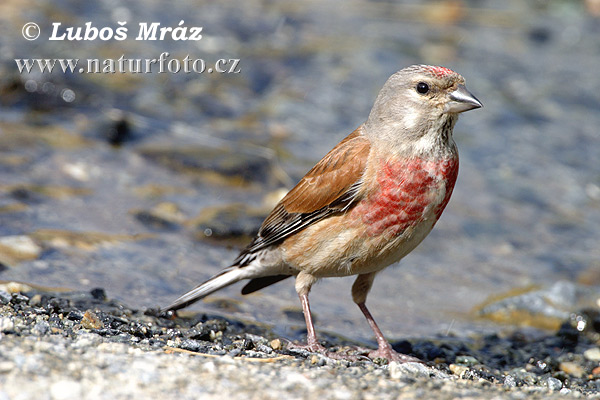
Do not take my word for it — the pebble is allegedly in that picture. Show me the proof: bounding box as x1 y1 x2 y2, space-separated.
454 355 479 366
503 374 517 388
448 364 469 378
270 338 282 350
0 317 14 333
0 291 11 305
0 361 15 373
389 362 435 380
559 361 585 378
50 380 82 400
545 377 563 391
584 347 600 362
81 310 104 330
0 235 42 261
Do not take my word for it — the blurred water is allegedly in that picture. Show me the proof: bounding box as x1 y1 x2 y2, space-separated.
0 0 598 343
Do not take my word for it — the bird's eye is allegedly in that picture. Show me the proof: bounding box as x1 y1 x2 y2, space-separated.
416 82 429 94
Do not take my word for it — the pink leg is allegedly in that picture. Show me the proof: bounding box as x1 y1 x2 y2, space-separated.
357 302 421 363
298 293 327 353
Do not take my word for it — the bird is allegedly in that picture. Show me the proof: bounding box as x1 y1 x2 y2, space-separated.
164 64 482 362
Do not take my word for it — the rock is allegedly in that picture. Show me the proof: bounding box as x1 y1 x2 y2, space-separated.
189 203 267 245
0 317 14 333
503 374 517 388
32 321 50 336
476 281 600 330
389 362 440 379
50 380 83 400
454 355 479 366
448 364 469 378
30 229 153 251
138 142 277 187
0 291 11 305
0 282 34 294
545 377 563 391
583 347 600 362
559 361 585 378
0 235 42 265
270 338 282 350
81 310 104 330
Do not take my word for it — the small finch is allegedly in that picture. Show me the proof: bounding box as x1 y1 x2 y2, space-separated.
165 65 482 362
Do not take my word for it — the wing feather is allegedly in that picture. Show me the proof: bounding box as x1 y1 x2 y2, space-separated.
233 126 371 265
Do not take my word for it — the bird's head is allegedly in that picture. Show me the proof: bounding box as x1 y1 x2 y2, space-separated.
365 65 482 153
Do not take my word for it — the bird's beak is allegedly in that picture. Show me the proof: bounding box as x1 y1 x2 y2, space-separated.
444 84 482 114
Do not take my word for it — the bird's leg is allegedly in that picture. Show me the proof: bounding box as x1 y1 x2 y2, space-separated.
352 273 421 363
356 302 420 363
298 292 327 353
289 271 327 353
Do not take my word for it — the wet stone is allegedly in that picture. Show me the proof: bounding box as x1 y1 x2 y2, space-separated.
138 144 277 187
132 210 181 231
0 235 42 265
476 281 600 331
454 355 479 367
105 117 134 146
131 202 185 232
190 203 266 245
90 288 107 301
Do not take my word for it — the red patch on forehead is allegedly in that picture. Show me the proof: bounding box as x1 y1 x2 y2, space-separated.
422 65 456 79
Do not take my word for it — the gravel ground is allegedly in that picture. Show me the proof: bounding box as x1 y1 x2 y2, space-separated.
1 284 599 399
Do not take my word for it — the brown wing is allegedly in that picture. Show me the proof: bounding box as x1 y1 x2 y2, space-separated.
233 125 371 266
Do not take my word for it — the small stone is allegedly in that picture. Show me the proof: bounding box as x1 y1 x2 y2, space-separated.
11 293 29 305
592 366 600 376
0 235 42 264
0 317 14 333
81 310 104 330
270 338 282 350
50 380 82 400
255 344 273 354
584 348 600 362
503 375 517 388
449 364 469 378
90 288 107 301
546 377 563 391
0 361 15 373
28 294 42 306
0 291 11 305
389 362 434 379
455 355 479 366
559 361 584 378
1 282 33 294
32 321 50 336
310 355 320 365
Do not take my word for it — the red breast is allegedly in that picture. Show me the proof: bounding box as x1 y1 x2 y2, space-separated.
351 155 459 237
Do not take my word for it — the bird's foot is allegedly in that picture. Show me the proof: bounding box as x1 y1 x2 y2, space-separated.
283 339 368 361
363 344 422 364
285 339 328 354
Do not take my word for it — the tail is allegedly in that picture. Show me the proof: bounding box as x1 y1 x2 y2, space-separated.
163 266 246 312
